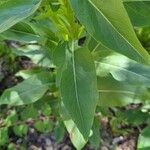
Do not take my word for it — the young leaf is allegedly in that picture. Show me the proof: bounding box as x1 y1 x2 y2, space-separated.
60 47 98 139
0 0 42 33
5 110 18 126
0 72 55 105
21 105 38 120
70 0 150 64
34 119 53 133
13 124 28 137
124 0 150 27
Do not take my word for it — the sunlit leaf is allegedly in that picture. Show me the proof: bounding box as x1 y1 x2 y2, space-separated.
95 53 150 86
60 102 87 150
0 72 55 105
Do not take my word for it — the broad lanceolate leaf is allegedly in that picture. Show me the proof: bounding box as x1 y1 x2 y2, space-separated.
95 52 150 106
0 0 41 33
0 72 55 105
123 0 150 27
70 0 150 64
97 76 148 106
95 53 150 87
60 47 98 139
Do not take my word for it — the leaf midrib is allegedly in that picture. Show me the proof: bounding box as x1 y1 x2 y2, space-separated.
88 0 146 62
98 89 136 95
95 61 150 81
71 45 85 131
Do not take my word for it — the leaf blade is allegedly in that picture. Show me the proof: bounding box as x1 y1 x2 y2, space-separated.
70 0 150 64
123 0 150 27
0 0 41 33
95 52 150 106
60 47 98 139
0 72 55 105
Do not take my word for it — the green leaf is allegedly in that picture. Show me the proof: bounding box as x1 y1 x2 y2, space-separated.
16 68 44 79
89 118 100 149
41 103 51 116
53 42 70 86
95 52 150 106
60 47 98 139
54 121 65 143
5 110 17 126
21 105 38 120
0 127 9 145
0 72 55 105
53 42 68 68
124 0 150 27
64 119 87 150
13 124 28 137
13 45 54 67
117 109 149 126
34 119 53 133
0 22 40 43
60 102 87 150
97 76 148 106
70 0 150 64
34 121 45 132
0 0 42 33
26 19 59 47
42 0 82 40
137 125 150 150
7 143 16 150
95 53 150 87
